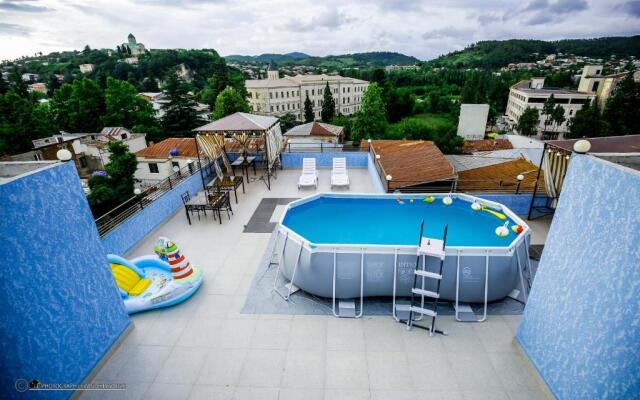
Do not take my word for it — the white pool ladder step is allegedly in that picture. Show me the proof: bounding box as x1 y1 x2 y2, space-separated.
402 221 448 337
414 270 442 280
409 305 437 318
411 288 440 299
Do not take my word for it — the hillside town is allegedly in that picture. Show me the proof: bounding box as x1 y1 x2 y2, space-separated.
1 9 640 399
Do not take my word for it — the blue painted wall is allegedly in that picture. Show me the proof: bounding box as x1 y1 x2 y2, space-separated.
517 155 640 400
281 151 369 168
476 193 548 216
0 162 131 400
367 153 386 193
101 168 213 256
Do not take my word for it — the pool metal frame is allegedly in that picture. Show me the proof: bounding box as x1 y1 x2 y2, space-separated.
273 192 532 321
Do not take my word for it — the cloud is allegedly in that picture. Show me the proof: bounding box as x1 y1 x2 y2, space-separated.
422 26 474 41
0 22 31 36
618 0 640 17
519 0 588 25
477 13 501 25
0 0 51 12
286 8 355 31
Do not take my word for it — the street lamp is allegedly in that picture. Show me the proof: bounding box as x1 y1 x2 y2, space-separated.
573 139 591 154
133 188 143 209
56 149 72 162
515 174 525 194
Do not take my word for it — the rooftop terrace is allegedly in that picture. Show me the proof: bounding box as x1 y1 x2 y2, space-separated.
3 148 638 400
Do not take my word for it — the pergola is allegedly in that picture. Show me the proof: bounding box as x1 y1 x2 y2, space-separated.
193 112 285 190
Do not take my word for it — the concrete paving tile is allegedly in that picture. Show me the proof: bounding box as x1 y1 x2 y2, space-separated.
238 349 286 388
325 351 369 389
155 346 208 384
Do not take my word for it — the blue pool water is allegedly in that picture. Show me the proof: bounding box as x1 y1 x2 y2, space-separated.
282 196 520 247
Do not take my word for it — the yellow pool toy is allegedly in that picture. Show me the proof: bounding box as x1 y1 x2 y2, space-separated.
481 205 506 220
423 196 435 203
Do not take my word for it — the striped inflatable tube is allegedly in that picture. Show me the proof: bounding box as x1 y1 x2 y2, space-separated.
156 237 193 280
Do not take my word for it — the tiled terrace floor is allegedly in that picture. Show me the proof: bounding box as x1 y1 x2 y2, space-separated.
81 169 553 400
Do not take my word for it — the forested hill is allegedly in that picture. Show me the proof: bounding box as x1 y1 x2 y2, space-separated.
426 36 640 69
226 51 420 68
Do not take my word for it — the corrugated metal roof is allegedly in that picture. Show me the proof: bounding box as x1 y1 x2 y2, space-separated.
368 140 456 190
463 139 513 153
547 135 640 153
456 158 543 192
136 138 198 159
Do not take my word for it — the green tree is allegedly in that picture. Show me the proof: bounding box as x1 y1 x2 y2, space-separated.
46 74 61 96
279 112 299 133
101 77 159 131
330 114 352 142
0 75 9 95
303 94 314 122
517 107 540 136
602 72 640 136
567 100 609 139
321 82 335 122
434 128 464 154
212 86 249 120
49 78 104 132
0 93 57 155
550 104 566 138
87 141 138 217
9 68 28 98
386 117 433 140
351 83 387 143
541 95 556 134
161 71 203 135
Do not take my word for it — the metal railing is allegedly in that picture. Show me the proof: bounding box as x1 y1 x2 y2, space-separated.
94 161 213 237
284 142 367 153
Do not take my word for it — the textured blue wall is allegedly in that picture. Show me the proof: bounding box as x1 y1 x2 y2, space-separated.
101 168 213 256
517 155 640 400
0 162 131 400
281 151 369 168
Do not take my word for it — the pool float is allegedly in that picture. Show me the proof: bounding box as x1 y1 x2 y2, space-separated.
495 222 510 237
409 198 414 203
442 196 453 206
396 196 404 205
107 237 203 314
471 201 482 211
481 205 506 220
511 224 524 234
423 196 435 203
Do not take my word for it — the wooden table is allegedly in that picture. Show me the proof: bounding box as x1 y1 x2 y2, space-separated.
231 156 256 181
207 176 244 204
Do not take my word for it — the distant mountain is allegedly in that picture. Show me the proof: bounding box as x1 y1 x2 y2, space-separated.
225 51 420 68
426 36 640 69
225 52 312 63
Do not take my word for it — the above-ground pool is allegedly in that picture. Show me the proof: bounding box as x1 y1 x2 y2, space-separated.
275 193 531 307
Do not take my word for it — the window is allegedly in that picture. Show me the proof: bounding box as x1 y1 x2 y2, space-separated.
149 163 159 173
121 133 128 140
312 89 315 95
592 81 600 92
270 105 274 112
270 92 273 99
275 92 278 99
306 90 309 96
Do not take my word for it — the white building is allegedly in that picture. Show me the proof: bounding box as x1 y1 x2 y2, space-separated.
33 128 147 172
505 78 595 136
457 104 490 140
246 60 368 121
79 64 95 74
138 92 210 121
577 65 640 110
134 137 199 184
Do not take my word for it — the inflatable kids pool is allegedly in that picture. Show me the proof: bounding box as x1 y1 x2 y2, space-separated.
108 237 203 314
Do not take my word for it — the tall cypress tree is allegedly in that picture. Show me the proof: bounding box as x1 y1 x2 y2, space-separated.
161 71 203 135
304 94 314 122
321 82 335 122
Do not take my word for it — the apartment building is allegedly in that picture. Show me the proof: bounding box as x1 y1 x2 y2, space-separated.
578 65 640 109
245 61 368 121
505 77 595 135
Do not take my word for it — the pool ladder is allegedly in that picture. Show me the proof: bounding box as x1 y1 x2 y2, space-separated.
403 221 448 337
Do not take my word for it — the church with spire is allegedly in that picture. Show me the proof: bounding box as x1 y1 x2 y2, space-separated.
121 33 146 56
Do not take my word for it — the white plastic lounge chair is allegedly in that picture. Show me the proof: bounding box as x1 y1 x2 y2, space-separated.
298 158 318 189
331 157 350 189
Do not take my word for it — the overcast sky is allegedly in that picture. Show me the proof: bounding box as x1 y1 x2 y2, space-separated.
1 0 639 61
